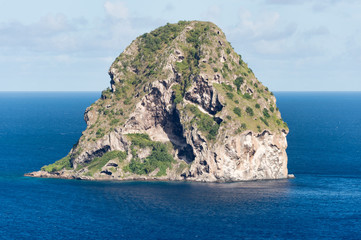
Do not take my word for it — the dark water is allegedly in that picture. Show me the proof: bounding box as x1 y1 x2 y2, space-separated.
0 92 361 239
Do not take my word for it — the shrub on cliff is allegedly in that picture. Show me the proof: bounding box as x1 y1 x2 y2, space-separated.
246 106 254 116
233 107 242 117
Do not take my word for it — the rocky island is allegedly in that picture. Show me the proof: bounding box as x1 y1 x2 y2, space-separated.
26 21 290 182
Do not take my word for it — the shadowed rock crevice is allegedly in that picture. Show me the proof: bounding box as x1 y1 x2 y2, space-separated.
74 145 111 166
101 170 112 175
185 76 223 115
162 108 195 163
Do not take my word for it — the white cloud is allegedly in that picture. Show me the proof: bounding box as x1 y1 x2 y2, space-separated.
312 3 329 12
54 54 72 63
304 26 330 37
264 0 307 5
265 0 343 5
104 1 128 19
254 39 285 55
0 1 166 64
235 10 296 41
0 15 80 53
202 5 221 22
39 14 70 32
228 8 298 57
51 34 78 51
163 3 174 12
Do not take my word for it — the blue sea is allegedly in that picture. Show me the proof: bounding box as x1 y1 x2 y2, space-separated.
0 92 361 239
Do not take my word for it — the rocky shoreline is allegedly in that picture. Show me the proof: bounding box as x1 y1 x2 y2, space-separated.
24 171 295 182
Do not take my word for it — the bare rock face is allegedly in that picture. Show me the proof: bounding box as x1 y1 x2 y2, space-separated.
26 21 290 182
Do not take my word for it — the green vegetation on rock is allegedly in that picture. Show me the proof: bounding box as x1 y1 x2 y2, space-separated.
233 107 242 117
185 104 220 140
263 108 270 118
246 106 254 116
124 134 175 176
41 155 72 173
234 77 244 91
133 21 188 77
174 22 213 95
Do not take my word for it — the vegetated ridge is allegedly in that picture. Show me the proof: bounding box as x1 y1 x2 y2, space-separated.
26 21 290 182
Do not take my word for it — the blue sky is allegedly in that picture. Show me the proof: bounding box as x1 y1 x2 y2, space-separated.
0 0 360 91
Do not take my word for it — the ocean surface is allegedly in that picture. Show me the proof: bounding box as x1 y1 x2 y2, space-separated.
0 91 361 239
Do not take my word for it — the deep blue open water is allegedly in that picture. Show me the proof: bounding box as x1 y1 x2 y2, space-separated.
0 92 361 239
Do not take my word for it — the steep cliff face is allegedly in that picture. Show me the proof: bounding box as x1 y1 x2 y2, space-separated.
26 21 290 182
